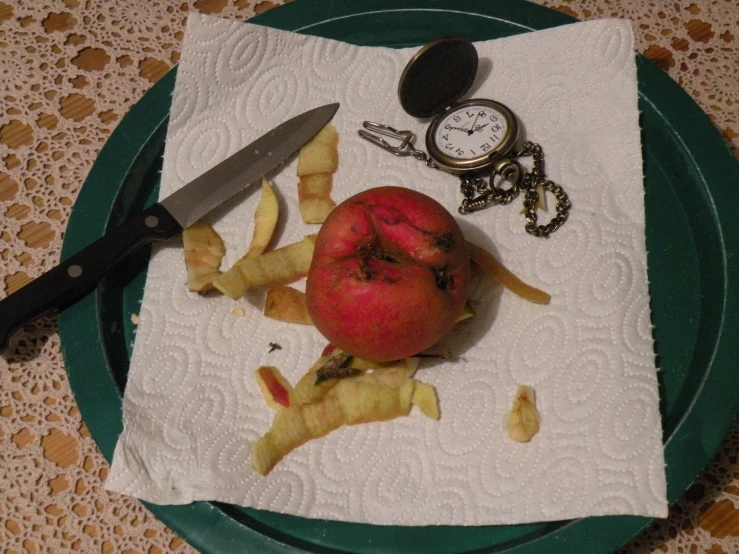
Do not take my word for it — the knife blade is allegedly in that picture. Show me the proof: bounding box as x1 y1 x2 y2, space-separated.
0 103 340 352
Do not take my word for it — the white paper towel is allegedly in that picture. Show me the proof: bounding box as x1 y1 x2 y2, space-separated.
105 13 668 525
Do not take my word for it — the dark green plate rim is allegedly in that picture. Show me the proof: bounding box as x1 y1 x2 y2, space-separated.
58 0 739 553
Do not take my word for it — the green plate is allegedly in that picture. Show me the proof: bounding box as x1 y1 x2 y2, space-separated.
59 0 739 552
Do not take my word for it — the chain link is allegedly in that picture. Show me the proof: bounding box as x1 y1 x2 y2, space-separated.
410 149 439 169
457 141 570 238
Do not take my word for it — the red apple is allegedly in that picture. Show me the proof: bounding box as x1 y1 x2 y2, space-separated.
306 186 471 362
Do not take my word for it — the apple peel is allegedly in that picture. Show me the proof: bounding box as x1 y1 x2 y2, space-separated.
182 221 225 292
251 350 432 475
298 173 337 224
242 178 279 260
213 235 317 300
252 366 419 475
466 240 551 304
296 123 339 177
291 348 418 405
255 366 295 410
293 349 349 405
411 381 440 420
297 124 339 224
506 385 540 442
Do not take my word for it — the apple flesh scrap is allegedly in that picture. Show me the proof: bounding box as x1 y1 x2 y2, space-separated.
306 186 471 362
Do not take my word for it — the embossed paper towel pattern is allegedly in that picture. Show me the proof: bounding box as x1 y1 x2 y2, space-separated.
105 13 668 525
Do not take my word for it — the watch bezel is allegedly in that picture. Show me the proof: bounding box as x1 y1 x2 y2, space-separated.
426 99 519 174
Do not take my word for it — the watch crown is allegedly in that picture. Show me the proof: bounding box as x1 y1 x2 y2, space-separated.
493 158 521 184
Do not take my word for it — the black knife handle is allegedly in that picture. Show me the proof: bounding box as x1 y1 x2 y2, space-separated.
0 203 182 352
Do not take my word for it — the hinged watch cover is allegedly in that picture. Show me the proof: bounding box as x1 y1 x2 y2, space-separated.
398 36 478 119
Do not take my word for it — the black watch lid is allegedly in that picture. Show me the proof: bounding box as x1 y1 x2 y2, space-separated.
398 36 478 119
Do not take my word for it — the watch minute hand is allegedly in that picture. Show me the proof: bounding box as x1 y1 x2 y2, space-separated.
468 113 482 135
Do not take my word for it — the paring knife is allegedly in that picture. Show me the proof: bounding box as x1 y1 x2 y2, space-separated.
0 103 340 352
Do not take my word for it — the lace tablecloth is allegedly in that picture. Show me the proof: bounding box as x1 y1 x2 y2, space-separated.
1 1 737 552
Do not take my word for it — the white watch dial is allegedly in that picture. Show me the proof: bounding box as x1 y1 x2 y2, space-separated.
434 105 509 160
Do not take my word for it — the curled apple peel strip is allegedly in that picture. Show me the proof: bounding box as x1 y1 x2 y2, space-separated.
182 221 225 292
466 240 551 304
212 235 317 300
251 351 436 475
242 178 279 260
297 123 339 224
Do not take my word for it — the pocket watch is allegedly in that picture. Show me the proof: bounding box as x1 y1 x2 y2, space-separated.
359 36 571 238
398 36 519 175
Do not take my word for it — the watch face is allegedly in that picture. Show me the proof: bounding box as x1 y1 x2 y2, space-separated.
435 105 508 160
425 99 519 174
434 104 510 160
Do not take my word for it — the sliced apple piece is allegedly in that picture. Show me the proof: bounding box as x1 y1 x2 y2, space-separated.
298 173 336 224
243 178 279 260
182 221 226 292
466 240 551 304
264 285 313 325
213 235 317 300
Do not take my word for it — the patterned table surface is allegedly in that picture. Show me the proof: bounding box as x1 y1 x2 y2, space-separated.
1 1 737 553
